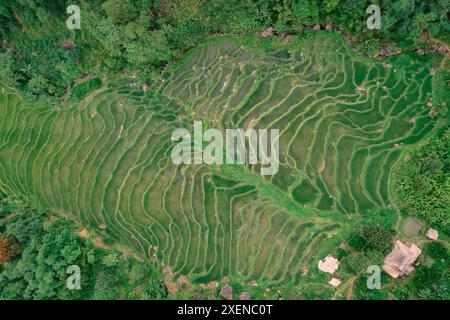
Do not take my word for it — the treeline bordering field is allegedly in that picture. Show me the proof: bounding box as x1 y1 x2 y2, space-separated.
395 127 450 226
0 1 448 300
0 0 448 99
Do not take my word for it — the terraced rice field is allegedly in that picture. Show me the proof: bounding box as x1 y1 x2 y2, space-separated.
0 33 437 284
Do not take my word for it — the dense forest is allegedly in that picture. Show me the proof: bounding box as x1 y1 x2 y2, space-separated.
0 1 448 300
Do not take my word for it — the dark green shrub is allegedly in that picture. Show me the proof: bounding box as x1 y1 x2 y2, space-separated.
348 224 394 252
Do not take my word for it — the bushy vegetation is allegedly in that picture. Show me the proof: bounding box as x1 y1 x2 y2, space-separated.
0 31 439 288
0 235 19 264
71 76 102 101
0 197 167 300
396 128 449 226
343 219 449 300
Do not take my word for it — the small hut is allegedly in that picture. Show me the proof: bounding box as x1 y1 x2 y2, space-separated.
318 255 339 274
329 278 341 287
426 228 439 240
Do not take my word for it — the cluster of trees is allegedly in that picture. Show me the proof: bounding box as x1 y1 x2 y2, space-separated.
0 196 167 299
0 0 448 99
0 0 448 300
0 236 19 264
396 128 449 226
390 242 449 300
412 242 449 300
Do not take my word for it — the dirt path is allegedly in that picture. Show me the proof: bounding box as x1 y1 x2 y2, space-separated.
429 37 450 70
346 276 357 300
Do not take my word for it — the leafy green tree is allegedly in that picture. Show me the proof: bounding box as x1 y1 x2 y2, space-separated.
0 236 20 263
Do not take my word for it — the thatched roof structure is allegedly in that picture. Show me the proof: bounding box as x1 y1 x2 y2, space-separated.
220 284 233 300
